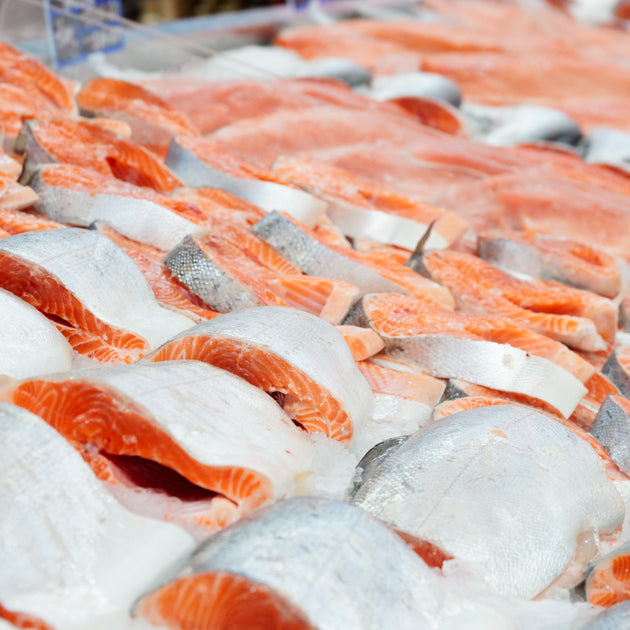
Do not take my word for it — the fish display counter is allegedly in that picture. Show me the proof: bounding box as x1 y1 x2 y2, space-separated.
3 0 630 628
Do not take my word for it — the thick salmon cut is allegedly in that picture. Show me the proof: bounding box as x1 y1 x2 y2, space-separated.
0 228 193 363
345 292 588 417
135 497 500 630
478 230 622 298
0 402 195 629
77 77 198 158
18 118 182 193
147 306 373 444
338 326 384 361
3 361 314 536
415 248 617 351
0 207 62 235
586 541 630 607
252 211 454 307
352 404 624 599
272 154 468 248
0 42 75 111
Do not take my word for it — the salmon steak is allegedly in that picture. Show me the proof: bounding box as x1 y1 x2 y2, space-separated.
2 360 314 536
147 306 373 444
0 228 193 363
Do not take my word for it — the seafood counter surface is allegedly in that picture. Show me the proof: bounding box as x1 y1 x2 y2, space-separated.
4 1 630 628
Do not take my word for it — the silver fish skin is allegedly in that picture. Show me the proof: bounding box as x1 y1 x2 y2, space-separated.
583 127 630 173
296 57 372 86
477 233 622 299
367 71 462 107
15 120 57 184
351 435 407 497
579 601 630 630
253 211 416 294
0 227 194 348
602 348 630 398
344 295 587 418
165 138 326 227
0 287 72 378
465 103 581 147
30 166 203 251
589 395 630 475
136 497 510 630
352 404 624 599
164 232 263 313
0 402 195 629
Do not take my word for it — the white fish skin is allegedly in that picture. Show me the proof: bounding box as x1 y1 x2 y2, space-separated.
352 404 624 599
0 288 72 377
584 127 630 173
0 402 195 629
345 296 587 418
253 210 414 294
11 360 314 504
165 138 326 227
30 167 203 251
147 306 374 442
136 497 511 630
0 228 194 348
367 71 462 107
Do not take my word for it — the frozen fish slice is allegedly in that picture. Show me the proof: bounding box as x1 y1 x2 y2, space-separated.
4 361 313 534
95 223 218 321
337 326 384 361
603 347 630 398
0 228 193 363
31 164 206 251
415 249 616 351
478 231 622 298
345 292 588 417
590 395 630 476
147 306 373 444
77 78 198 158
135 497 503 630
252 211 453 306
0 206 62 235
352 404 624 599
272 154 467 248
0 288 72 378
18 118 182 193
166 137 326 227
0 402 194 629
586 541 630 607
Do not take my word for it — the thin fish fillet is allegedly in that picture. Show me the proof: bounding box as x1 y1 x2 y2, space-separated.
275 24 423 76
417 249 616 351
478 229 622 298
77 77 198 157
345 292 589 417
352 405 624 599
147 306 373 444
18 118 182 193
4 361 313 535
95 223 219 322
0 228 193 364
0 402 195 629
272 154 468 247
0 42 75 111
135 497 499 630
31 163 207 251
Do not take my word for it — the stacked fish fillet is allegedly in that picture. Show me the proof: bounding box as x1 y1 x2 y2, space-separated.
5 1 630 628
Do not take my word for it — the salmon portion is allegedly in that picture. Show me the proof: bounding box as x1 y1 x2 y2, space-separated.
0 41 75 111
136 571 316 630
0 603 54 630
77 78 199 158
586 545 630 608
337 326 385 361
433 395 524 420
150 335 350 441
0 250 150 364
0 207 61 235
418 249 616 351
21 118 182 193
272 155 468 246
